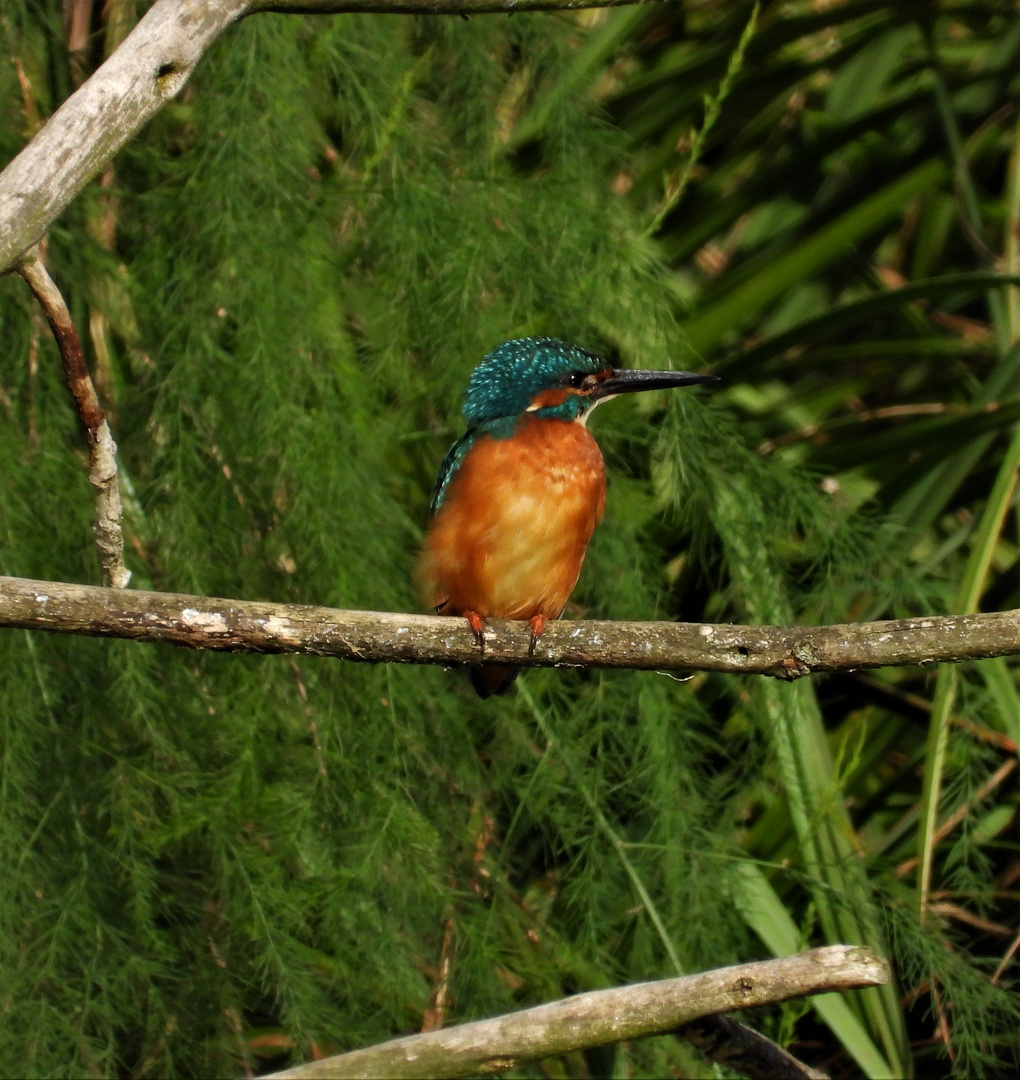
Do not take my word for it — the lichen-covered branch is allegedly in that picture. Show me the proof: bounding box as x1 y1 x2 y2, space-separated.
0 0 663 273
254 0 660 11
0 0 250 274
16 254 130 589
3 575 1020 677
263 945 887 1079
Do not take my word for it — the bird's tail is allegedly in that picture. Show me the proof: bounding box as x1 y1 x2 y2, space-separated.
469 664 520 699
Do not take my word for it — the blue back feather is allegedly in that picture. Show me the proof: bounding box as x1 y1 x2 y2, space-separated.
430 430 476 515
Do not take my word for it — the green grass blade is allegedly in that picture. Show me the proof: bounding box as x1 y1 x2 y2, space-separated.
711 480 911 1074
917 422 1020 911
723 272 1020 374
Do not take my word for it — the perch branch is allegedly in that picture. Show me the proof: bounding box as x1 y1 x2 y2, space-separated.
3 576 1020 677
263 945 887 1079
16 253 130 589
0 0 664 274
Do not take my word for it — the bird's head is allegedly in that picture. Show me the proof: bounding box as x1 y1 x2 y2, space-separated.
463 337 715 429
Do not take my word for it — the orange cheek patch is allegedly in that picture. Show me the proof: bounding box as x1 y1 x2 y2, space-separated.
528 388 571 410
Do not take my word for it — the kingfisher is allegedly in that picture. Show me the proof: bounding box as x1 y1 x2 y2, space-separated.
417 337 716 698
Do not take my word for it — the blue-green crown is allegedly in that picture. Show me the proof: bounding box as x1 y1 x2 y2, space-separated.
430 338 606 515
463 337 605 425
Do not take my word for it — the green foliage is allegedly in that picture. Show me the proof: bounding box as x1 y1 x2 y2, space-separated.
1 2 1019 1078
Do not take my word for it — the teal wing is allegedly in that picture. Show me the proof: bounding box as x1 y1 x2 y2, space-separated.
430 429 477 516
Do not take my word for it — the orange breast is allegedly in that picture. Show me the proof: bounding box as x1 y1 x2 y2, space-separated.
418 416 606 622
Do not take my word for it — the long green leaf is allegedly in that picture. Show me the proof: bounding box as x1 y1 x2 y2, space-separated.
723 272 1020 374
917 422 1020 910
711 480 910 1074
681 159 947 356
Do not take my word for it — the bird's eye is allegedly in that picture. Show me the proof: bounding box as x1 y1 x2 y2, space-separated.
565 372 587 389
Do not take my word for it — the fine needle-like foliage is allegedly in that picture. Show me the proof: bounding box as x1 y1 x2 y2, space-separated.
1 2 1019 1078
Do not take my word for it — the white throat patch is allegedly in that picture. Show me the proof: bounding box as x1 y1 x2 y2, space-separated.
576 393 617 427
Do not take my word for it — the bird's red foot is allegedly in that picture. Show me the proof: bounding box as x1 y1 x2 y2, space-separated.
464 610 487 654
528 613 547 656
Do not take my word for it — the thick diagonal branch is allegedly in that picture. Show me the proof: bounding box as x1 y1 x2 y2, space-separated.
264 945 887 1079
16 255 130 589
255 0 657 10
3 575 1020 677
0 0 663 274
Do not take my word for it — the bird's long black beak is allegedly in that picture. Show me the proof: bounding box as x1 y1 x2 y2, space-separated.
593 368 718 399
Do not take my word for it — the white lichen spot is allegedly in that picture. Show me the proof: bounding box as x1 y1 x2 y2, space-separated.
181 608 229 634
34 594 49 603
396 627 409 635
699 624 714 637
264 615 300 644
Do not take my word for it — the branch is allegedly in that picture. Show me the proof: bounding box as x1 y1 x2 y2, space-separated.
254 0 660 11
4 575 1020 677
263 945 888 1079
0 0 663 273
0 0 248 275
15 255 131 589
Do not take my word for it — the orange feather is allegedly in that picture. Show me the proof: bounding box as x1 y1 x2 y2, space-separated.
418 414 606 635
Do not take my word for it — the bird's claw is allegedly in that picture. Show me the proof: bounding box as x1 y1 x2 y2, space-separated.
464 610 487 655
464 612 545 657
527 614 547 657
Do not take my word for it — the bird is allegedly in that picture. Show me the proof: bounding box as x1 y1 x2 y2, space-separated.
417 337 716 698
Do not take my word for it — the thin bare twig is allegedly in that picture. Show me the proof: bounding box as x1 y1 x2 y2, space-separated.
16 249 131 588
895 758 1017 879
931 982 955 1064
26 324 40 448
992 928 1020 984
421 917 456 1033
853 673 1018 752
928 902 1013 937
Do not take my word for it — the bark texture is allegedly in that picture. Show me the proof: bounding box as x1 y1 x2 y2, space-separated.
0 0 664 273
264 945 887 1079
0 0 249 274
3 575 1020 677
